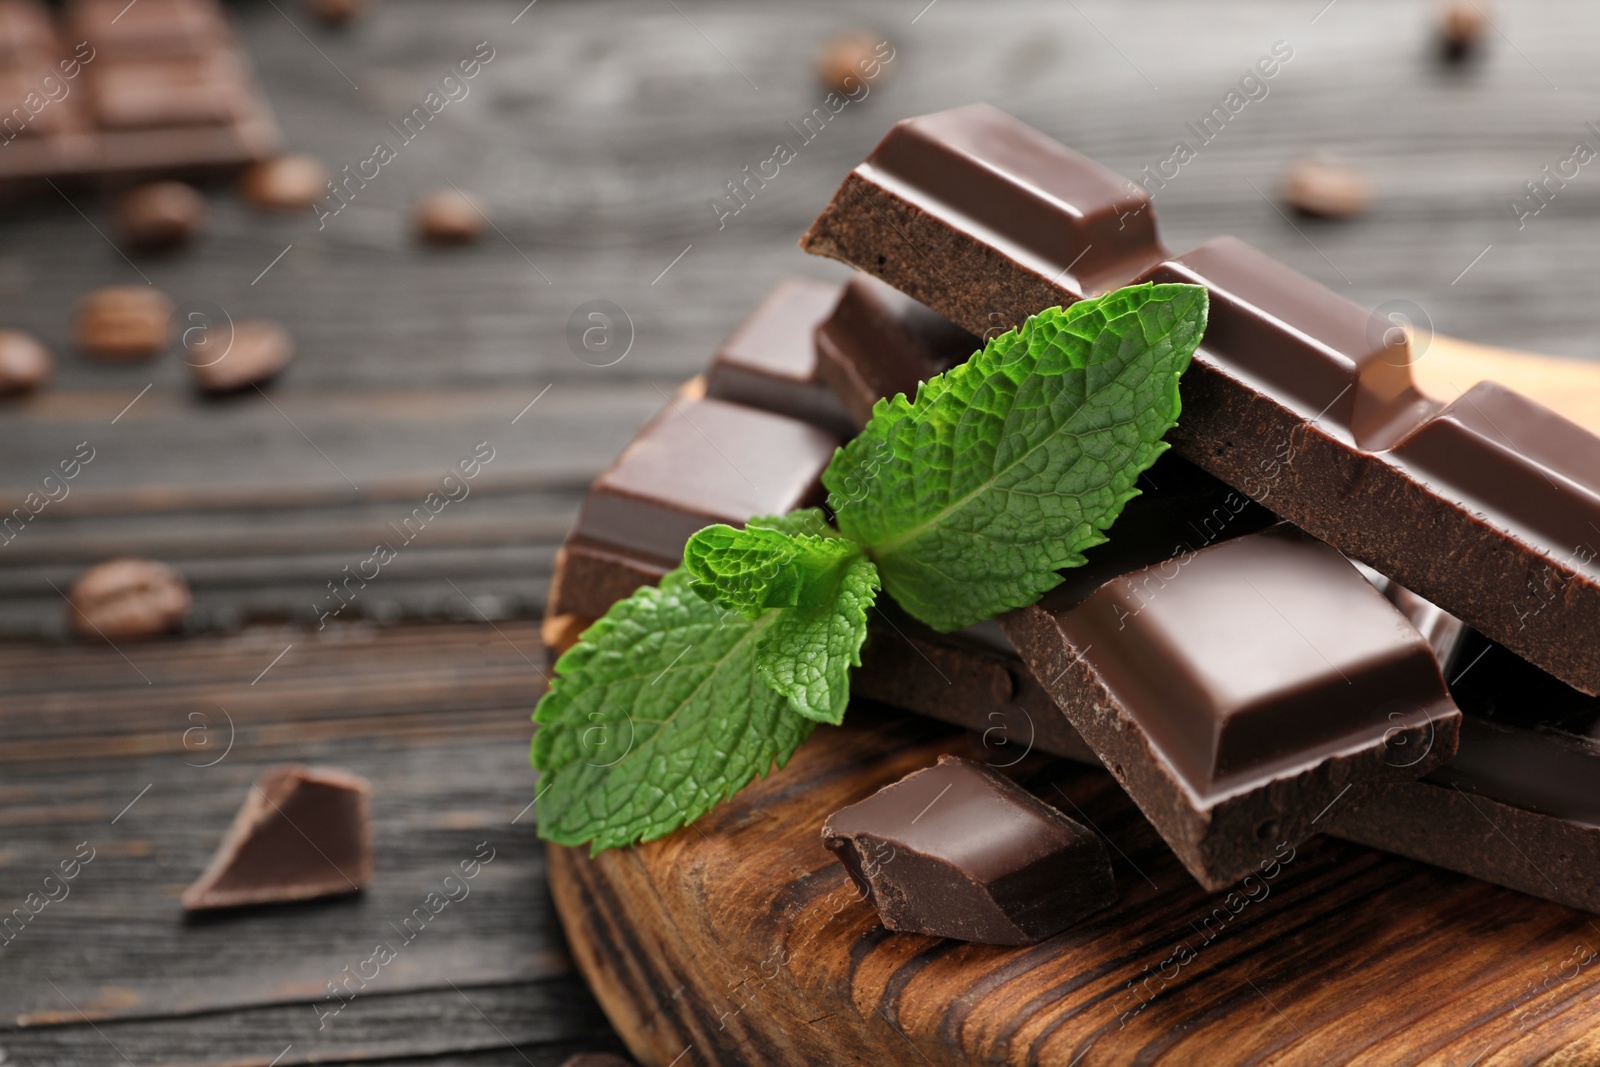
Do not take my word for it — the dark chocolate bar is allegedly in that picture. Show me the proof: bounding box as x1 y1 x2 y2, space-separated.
801 104 1600 697
814 273 979 428
822 754 1115 944
703 276 856 437
0 0 278 192
182 764 372 911
546 392 840 620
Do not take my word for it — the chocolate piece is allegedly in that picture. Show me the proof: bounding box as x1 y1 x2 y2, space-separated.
0 328 52 394
241 154 329 211
75 285 172 359
1281 156 1372 219
0 0 278 190
89 55 246 129
1331 626 1600 912
814 273 979 428
1004 525 1462 890
703 277 855 437
69 0 227 59
802 106 1600 697
182 764 372 911
116 180 207 250
415 188 488 244
547 395 840 620
67 557 191 638
190 319 294 393
823 755 1114 945
801 103 1165 329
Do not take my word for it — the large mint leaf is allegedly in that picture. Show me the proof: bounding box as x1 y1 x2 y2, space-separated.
824 283 1207 632
531 568 812 853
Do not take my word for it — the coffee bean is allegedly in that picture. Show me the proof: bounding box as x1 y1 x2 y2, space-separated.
0 330 53 395
241 154 329 211
304 0 369 25
116 181 207 251
68 559 191 639
415 189 486 244
1282 157 1372 219
1439 0 1488 62
190 319 295 393
816 31 888 96
75 286 172 360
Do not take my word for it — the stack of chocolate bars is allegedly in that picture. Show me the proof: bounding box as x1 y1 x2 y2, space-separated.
0 0 278 193
545 104 1599 919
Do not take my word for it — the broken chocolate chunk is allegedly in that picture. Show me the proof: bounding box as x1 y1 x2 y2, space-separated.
822 755 1115 945
182 764 373 911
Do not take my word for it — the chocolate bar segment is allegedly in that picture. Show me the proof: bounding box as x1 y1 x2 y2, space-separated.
1004 525 1462 890
0 0 278 191
703 277 855 437
547 395 839 620
803 105 1600 697
822 755 1115 945
814 273 979 428
802 103 1164 333
1330 626 1600 912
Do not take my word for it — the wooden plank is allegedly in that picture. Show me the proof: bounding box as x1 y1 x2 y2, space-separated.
549 711 1600 1067
0 622 577 1048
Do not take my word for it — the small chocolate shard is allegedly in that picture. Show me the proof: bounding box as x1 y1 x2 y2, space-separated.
822 755 1115 945
182 764 372 911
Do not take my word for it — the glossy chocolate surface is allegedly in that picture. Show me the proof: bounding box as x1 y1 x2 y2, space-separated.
814 273 980 428
1143 237 1437 451
572 396 838 568
1389 381 1600 576
822 755 1114 945
1054 526 1457 792
861 103 1165 293
703 277 854 436
1428 717 1600 827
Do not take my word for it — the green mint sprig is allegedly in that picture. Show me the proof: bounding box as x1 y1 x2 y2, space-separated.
532 283 1207 852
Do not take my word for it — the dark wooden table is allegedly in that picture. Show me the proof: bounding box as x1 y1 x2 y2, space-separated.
2 0 1598 1063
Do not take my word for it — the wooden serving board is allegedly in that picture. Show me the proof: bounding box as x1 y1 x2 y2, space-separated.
547 340 1600 1067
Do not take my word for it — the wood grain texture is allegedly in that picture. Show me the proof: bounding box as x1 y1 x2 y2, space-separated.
0 620 629 1066
549 710 1600 1067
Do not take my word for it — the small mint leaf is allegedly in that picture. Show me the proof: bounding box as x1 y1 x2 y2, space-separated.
755 554 879 725
824 283 1207 632
683 522 860 619
684 513 880 723
531 569 812 853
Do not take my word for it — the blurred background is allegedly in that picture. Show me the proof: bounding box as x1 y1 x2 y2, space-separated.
0 0 1592 1062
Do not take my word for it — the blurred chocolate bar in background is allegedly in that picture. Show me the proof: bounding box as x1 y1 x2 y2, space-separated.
0 0 279 195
